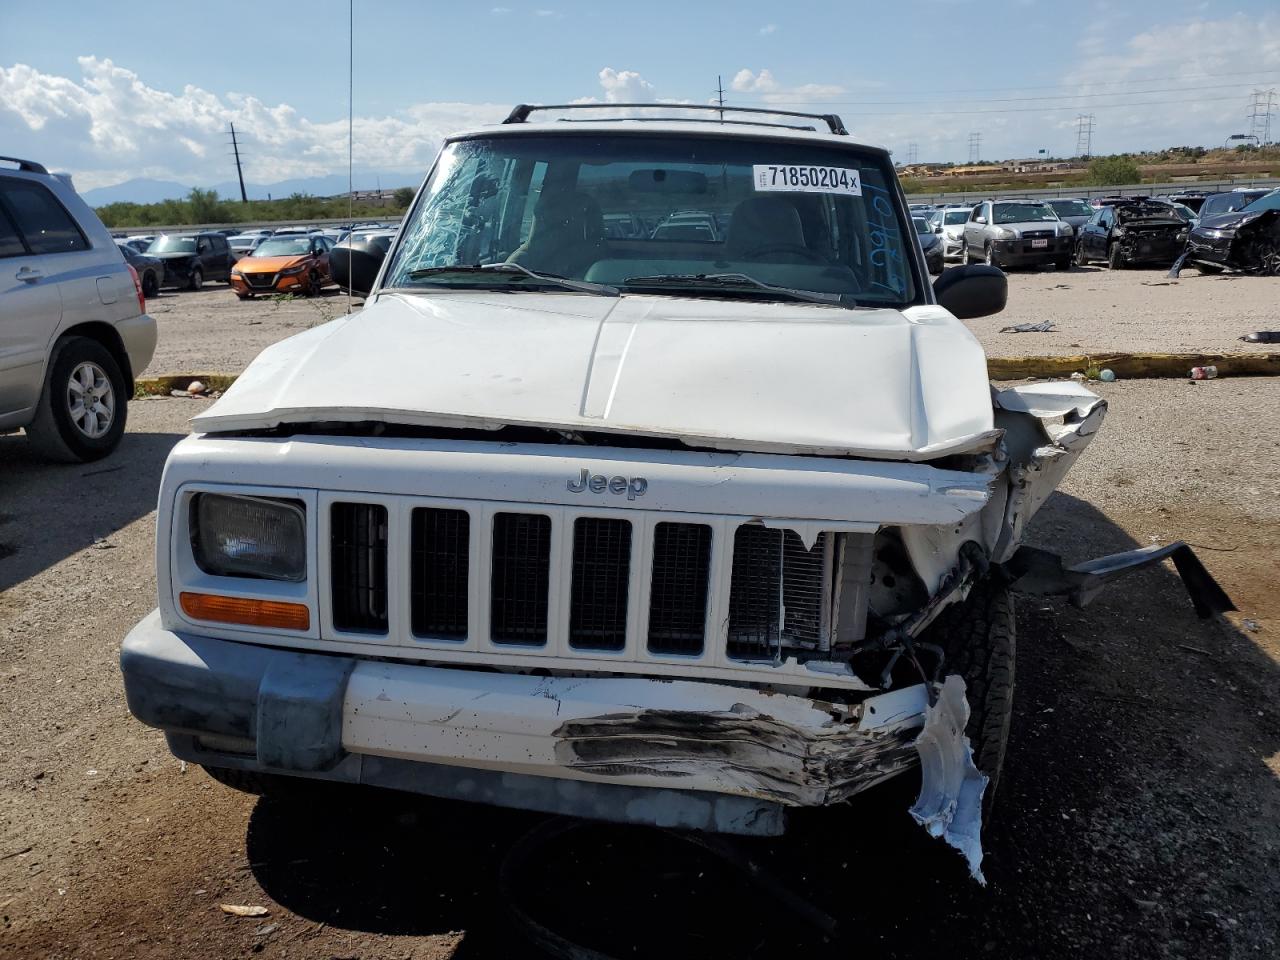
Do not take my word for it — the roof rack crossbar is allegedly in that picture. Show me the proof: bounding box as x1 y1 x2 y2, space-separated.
0 156 49 175
545 116 818 132
503 103 848 136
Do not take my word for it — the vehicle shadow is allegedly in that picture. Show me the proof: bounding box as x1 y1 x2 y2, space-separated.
0 428 183 592
244 492 1280 959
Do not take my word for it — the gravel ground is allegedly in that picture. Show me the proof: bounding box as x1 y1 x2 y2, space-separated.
1 380 1278 959
136 269 1280 378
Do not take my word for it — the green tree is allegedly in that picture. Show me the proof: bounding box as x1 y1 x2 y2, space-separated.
187 187 230 224
1084 155 1142 186
393 186 415 208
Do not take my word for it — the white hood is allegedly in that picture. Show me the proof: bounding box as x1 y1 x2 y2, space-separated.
192 291 997 460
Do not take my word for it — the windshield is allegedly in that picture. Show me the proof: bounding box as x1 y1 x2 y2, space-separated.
1241 189 1280 213
148 236 197 254
1047 199 1092 218
943 209 970 225
253 237 312 257
993 203 1057 224
383 133 917 307
1115 202 1179 223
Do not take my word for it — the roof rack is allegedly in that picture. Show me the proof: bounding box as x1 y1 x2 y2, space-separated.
502 103 849 136
0 156 49 175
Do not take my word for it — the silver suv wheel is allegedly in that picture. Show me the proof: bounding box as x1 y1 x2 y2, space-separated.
67 361 116 439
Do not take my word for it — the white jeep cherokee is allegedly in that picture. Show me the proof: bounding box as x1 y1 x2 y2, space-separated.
120 106 1228 876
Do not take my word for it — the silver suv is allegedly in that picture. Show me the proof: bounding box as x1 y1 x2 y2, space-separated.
962 198 1074 270
0 157 156 461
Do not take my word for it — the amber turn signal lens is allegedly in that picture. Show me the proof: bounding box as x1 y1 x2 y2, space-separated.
179 592 310 631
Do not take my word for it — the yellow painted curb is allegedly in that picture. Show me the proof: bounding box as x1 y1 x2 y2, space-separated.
134 373 239 397
987 352 1280 381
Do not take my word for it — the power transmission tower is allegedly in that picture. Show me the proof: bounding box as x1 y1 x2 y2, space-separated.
1075 114 1095 158
228 123 248 203
1248 89 1276 144
716 75 726 123
906 142 918 164
968 132 982 164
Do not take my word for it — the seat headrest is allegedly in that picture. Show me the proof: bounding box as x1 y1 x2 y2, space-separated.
725 196 806 257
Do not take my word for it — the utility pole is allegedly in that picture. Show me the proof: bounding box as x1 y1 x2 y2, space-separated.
968 132 982 165
716 75 726 122
229 123 248 203
1247 89 1276 145
1075 113 1095 158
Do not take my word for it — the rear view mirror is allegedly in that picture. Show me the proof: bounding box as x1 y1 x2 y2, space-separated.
627 169 708 194
933 264 1007 320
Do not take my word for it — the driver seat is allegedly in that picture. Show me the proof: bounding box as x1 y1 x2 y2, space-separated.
507 189 606 278
724 196 807 260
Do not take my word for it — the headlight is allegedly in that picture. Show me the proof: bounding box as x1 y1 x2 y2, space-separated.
991 227 1017 240
191 494 306 581
231 268 242 277
1177 229 1189 240
280 264 307 276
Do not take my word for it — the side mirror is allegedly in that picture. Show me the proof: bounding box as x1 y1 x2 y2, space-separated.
933 224 943 233
329 245 385 298
933 264 1007 320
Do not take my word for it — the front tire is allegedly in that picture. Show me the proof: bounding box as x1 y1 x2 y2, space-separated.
1194 262 1224 275
25 336 128 463
189 267 204 291
923 580 1016 811
984 243 997 268
202 765 308 800
141 270 159 298
1075 240 1089 267
1107 242 1125 270
1054 254 1072 271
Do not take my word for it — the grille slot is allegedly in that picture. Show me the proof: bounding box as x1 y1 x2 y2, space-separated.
330 502 389 633
569 518 632 651
727 526 829 660
410 508 470 638
647 522 712 655
491 513 551 645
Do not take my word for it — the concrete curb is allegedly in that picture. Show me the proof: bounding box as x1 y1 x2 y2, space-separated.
986 352 1280 381
137 353 1280 398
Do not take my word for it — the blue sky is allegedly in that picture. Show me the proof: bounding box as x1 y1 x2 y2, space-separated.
3 0 1279 193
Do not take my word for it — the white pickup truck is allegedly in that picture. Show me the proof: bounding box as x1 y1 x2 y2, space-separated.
120 105 1229 877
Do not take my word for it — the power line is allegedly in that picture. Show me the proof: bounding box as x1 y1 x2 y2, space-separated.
1075 114 1096 158
754 91 1261 117
968 132 982 164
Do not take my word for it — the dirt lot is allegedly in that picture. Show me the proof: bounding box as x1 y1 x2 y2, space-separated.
2 374 1278 958
136 268 1280 378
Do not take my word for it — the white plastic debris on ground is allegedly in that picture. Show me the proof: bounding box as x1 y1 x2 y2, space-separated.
910 675 989 884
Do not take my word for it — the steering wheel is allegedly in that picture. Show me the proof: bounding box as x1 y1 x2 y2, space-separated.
742 243 825 263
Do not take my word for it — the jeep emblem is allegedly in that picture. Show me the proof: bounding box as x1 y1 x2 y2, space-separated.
567 468 647 500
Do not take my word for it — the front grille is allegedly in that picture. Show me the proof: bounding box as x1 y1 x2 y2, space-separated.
1022 230 1054 239
410 507 469 638
647 522 712 655
727 526 829 660
569 518 632 651
331 503 389 633
490 513 551 645
245 273 277 288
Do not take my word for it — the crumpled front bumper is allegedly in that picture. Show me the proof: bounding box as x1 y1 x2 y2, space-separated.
120 610 932 835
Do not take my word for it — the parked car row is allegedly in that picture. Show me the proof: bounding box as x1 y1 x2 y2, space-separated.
914 187 1280 274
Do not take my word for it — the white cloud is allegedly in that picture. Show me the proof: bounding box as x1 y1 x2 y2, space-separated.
731 69 778 93
585 67 658 104
490 6 512 13
0 56 508 191
759 23 777 36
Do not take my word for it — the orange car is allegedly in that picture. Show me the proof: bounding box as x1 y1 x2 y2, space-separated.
229 234 334 298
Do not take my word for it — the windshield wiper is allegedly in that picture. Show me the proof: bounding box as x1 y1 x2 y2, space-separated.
406 263 618 296
622 272 855 309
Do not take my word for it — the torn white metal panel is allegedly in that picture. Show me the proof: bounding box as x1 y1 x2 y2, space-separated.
343 661 931 807
911 676 988 884
192 291 998 460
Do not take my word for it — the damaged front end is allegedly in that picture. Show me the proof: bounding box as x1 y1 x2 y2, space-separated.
1170 208 1280 277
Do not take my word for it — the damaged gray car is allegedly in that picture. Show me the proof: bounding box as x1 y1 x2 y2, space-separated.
119 104 1232 884
1170 187 1280 277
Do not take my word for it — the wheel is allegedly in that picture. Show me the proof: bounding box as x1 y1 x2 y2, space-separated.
1107 242 1125 270
922 579 1016 812
235 293 249 301
189 267 204 291
962 242 972 266
141 270 159 298
1075 240 1089 267
25 336 128 463
984 243 997 268
306 270 321 296
1054 254 1071 271
1194 262 1224 275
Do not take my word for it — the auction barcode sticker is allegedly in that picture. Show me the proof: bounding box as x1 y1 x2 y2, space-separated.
753 164 862 196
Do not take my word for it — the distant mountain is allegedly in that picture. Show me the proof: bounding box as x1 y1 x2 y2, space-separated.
82 171 423 207
81 178 191 206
